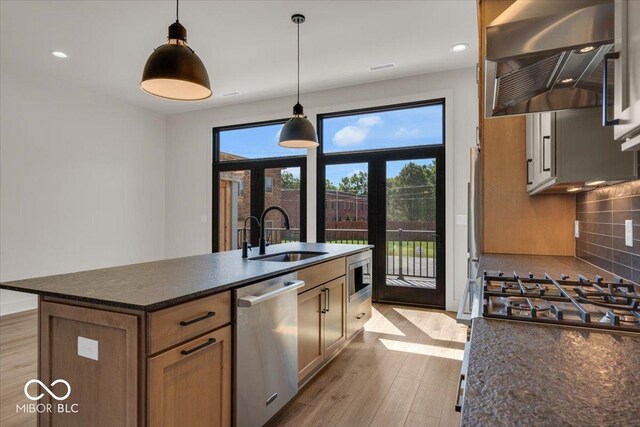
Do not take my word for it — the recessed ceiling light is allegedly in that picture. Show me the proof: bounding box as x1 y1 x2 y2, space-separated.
450 43 469 53
567 187 583 192
49 50 69 59
222 91 241 97
586 180 606 186
368 63 396 72
578 46 595 53
559 78 575 84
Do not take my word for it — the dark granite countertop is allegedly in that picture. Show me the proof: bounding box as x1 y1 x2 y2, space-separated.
462 318 640 426
0 243 371 311
479 253 623 282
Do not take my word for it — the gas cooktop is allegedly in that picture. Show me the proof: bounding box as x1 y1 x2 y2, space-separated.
482 271 640 333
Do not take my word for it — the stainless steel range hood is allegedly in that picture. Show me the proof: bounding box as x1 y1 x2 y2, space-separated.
485 0 615 118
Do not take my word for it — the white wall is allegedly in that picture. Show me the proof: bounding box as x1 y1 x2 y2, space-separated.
0 69 167 315
165 68 478 311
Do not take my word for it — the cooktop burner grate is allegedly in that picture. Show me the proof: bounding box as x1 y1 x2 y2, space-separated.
482 271 640 333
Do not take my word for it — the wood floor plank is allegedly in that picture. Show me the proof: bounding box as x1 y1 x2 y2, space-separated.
369 376 421 427
404 412 440 427
0 310 37 427
410 356 461 419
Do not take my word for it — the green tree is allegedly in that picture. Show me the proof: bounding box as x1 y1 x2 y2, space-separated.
325 179 337 190
387 162 436 221
338 171 368 196
281 170 300 190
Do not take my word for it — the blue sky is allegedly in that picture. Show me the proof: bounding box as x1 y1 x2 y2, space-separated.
218 104 441 183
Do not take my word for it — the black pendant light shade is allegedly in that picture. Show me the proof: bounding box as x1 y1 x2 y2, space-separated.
279 103 318 148
141 2 211 101
279 14 318 148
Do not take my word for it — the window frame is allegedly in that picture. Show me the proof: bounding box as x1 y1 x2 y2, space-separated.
212 118 307 252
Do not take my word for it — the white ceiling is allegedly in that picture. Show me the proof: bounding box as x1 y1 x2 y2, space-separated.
0 0 478 115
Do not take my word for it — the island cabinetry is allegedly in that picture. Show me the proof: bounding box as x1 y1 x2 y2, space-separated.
147 291 231 354
39 301 140 427
147 326 231 427
296 257 347 384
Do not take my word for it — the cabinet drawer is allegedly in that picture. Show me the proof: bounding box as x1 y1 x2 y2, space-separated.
297 258 345 294
347 296 371 339
148 291 231 354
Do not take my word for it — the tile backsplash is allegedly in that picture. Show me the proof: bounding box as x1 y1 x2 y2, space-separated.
576 180 640 283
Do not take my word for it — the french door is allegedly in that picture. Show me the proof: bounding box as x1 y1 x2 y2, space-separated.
318 150 445 308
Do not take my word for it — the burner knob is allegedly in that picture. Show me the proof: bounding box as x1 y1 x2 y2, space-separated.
528 273 534 279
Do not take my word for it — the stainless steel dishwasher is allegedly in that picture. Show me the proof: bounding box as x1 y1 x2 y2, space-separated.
235 273 304 427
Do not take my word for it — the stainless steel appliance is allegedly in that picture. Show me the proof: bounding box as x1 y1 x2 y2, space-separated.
235 274 304 427
346 250 372 338
484 0 615 117
467 146 481 280
347 250 372 302
481 271 640 333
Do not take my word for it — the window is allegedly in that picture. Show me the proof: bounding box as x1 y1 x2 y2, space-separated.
218 122 305 160
321 102 443 154
213 119 307 252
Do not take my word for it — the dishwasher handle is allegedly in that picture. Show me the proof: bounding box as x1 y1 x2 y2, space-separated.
237 280 305 307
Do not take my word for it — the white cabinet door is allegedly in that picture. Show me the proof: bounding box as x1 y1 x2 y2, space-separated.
538 112 554 183
614 0 640 149
526 115 536 192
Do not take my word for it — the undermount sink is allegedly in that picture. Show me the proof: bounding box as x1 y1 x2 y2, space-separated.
249 251 328 262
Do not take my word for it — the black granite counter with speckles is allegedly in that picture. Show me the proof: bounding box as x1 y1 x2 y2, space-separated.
0 243 371 311
462 318 640 427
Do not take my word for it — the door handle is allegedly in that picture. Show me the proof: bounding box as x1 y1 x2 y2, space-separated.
180 311 215 326
326 288 330 312
181 338 217 356
526 159 533 185
542 136 551 172
321 288 329 313
602 52 620 126
237 280 305 307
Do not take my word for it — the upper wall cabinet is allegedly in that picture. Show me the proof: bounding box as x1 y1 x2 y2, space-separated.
613 0 640 150
526 108 637 195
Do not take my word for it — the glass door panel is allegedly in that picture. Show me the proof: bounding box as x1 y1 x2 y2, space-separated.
324 163 369 244
218 170 250 251
380 158 444 307
264 167 302 244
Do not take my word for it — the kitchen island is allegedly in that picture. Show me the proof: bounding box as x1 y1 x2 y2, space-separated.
0 243 372 427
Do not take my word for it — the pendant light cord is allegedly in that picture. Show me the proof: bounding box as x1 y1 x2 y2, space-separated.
296 21 300 105
176 0 179 22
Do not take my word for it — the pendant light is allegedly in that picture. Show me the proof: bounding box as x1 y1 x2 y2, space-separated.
140 0 211 101
279 14 319 148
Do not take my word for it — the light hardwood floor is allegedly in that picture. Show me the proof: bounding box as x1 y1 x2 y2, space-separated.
0 304 466 427
0 309 38 427
268 304 467 427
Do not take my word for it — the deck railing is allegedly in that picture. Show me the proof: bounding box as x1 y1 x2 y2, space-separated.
236 227 436 280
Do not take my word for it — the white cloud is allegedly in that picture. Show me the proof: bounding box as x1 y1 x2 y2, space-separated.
333 126 367 146
394 127 420 138
283 167 300 178
357 115 383 127
332 115 382 147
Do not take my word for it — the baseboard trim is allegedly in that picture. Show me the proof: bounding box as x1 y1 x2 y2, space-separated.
0 295 38 316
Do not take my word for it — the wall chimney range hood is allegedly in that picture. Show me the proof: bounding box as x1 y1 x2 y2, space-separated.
485 0 615 118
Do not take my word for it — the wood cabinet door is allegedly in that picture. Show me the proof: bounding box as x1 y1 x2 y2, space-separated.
148 326 231 427
39 301 139 427
323 276 346 358
297 287 325 383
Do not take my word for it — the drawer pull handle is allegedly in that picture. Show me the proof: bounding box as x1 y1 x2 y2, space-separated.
454 374 465 412
356 312 366 319
181 338 216 355
180 311 215 326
